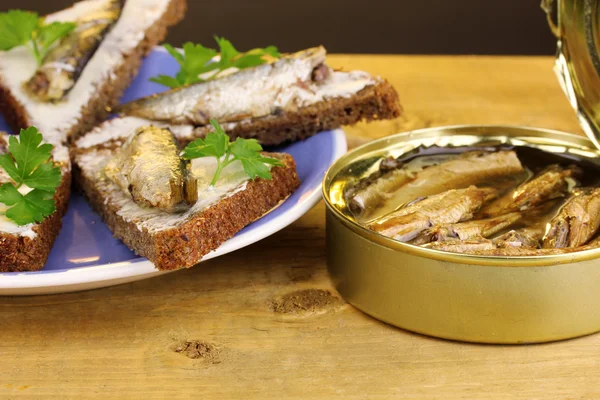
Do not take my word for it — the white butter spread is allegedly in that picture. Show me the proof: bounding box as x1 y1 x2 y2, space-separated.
0 0 172 145
76 116 194 149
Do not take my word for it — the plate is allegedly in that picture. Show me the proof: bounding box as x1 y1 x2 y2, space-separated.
0 48 347 296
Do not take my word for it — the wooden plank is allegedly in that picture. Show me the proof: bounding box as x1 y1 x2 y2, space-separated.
1 55 596 400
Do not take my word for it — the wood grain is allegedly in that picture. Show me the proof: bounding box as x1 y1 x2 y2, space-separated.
1 55 596 400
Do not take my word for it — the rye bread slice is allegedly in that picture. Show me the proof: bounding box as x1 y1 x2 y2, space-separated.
173 79 402 146
0 0 186 144
0 134 71 272
73 119 300 270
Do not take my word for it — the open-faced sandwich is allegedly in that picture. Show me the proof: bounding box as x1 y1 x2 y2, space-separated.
0 0 186 143
0 128 70 272
72 119 300 270
114 40 402 145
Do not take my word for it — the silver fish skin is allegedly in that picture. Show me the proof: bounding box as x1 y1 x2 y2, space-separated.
412 212 522 245
543 188 600 248
104 126 198 212
369 186 497 241
480 164 582 217
116 47 328 125
24 0 123 102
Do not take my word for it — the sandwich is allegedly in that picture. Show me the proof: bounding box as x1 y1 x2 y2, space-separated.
115 45 402 146
0 0 187 144
0 129 71 272
72 118 300 270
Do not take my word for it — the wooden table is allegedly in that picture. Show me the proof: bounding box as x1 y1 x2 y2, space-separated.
1 55 597 400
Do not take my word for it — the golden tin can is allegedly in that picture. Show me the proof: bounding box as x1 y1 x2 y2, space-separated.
323 125 600 344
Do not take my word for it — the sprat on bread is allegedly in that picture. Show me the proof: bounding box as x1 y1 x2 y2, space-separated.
116 39 402 146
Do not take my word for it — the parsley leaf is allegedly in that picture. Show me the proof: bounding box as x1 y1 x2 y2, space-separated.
149 75 181 89
183 119 284 186
230 138 277 180
22 162 62 190
0 184 22 206
8 126 54 180
182 119 229 159
215 36 238 66
0 10 38 50
0 153 19 182
4 189 56 226
35 19 76 60
0 127 62 226
150 37 280 89
0 10 75 65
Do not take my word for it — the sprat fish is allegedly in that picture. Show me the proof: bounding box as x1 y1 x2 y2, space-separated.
369 186 497 242
424 238 496 253
480 164 581 217
116 47 334 125
345 157 414 214
425 226 546 254
543 188 600 248
469 236 600 256
24 0 123 102
104 125 198 212
412 212 522 245
349 150 524 221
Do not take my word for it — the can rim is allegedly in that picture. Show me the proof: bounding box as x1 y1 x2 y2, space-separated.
322 124 600 267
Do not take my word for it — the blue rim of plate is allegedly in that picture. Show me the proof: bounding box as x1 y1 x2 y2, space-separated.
0 47 347 294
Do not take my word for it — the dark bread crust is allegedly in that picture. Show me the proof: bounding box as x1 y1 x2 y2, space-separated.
0 0 187 141
74 152 299 270
183 80 402 146
0 135 71 272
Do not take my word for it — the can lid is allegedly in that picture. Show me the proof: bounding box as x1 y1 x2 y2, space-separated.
543 0 600 149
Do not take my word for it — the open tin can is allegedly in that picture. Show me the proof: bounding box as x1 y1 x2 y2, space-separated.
323 0 600 344
324 126 600 344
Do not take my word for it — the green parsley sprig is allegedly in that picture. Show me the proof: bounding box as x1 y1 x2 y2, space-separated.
0 127 62 225
0 10 76 65
183 119 284 187
150 36 280 89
